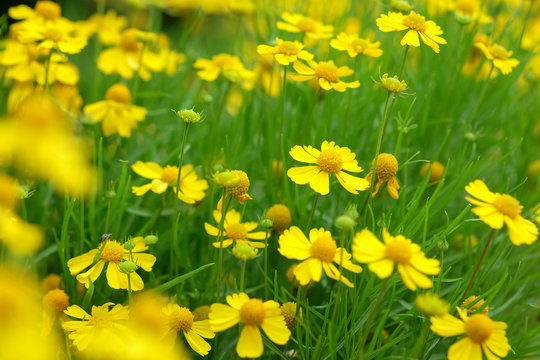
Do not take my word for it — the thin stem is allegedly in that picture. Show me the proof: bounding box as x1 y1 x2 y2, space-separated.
264 229 269 299
398 45 409 79
215 195 233 299
342 56 359 141
127 273 133 304
461 229 496 302
305 193 320 232
358 278 388 359
280 66 288 135
330 229 347 354
467 63 494 124
240 259 247 291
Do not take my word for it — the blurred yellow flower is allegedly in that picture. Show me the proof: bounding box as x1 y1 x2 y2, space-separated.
421 161 445 183
290 60 359 92
205 209 266 248
131 161 208 204
194 53 255 87
330 33 383 58
366 153 400 199
277 12 333 40
17 19 87 54
416 292 450 317
257 38 313 66
8 1 63 25
84 83 146 137
87 10 128 46
475 42 519 75
265 204 292 234
279 226 362 287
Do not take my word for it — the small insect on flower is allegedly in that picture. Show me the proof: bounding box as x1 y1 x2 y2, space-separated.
205 209 266 248
209 293 291 358
465 180 538 245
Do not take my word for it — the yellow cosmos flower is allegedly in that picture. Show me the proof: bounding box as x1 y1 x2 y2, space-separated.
257 38 313 66
376 11 447 53
67 236 156 291
84 83 146 137
475 42 520 75
163 303 215 356
287 141 368 195
290 60 359 92
352 228 440 291
63 303 130 352
366 153 400 199
131 161 208 204
277 12 334 40
430 307 511 360
17 19 87 55
330 32 383 58
205 209 266 248
278 226 362 287
209 292 291 358
465 180 538 245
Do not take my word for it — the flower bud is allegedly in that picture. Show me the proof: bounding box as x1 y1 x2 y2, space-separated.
335 214 357 230
118 261 138 274
177 109 201 123
260 218 273 229
123 240 136 251
381 74 407 93
391 0 413 12
144 234 159 245
214 170 239 187
232 244 258 261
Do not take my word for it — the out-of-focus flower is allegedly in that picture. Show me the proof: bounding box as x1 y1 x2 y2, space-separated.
254 54 280 98
416 292 450 317
452 234 478 250
257 38 313 66
421 161 445 183
265 204 292 234
475 42 520 75
17 19 87 54
277 12 333 40
330 33 383 58
8 1 63 26
380 74 407 93
194 53 255 88
290 60 359 92
87 10 128 46
462 296 489 315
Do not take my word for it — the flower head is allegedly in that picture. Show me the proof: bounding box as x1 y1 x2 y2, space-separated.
277 13 333 40
421 161 445 183
416 292 450 317
352 228 440 291
287 141 369 195
290 60 359 92
193 53 255 88
366 153 400 199
209 293 291 358
9 1 62 24
67 236 156 291
257 38 313 66
376 11 447 53
475 42 520 75
465 180 538 245
430 307 511 360
462 296 488 315
265 204 292 234
279 226 362 287
280 302 300 330
205 209 266 248
17 19 87 55
380 74 407 93
131 161 208 204
330 33 383 58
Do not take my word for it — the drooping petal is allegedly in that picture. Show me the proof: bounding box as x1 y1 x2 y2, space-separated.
287 166 321 185
236 325 263 358
185 329 211 356
430 313 465 337
209 304 240 332
448 337 482 360
261 312 290 345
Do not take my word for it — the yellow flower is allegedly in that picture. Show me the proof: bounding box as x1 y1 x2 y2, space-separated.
475 42 520 75
462 296 488 315
430 307 511 360
352 228 440 291
277 12 334 40
8 1 63 25
257 38 313 66
416 292 450 317
287 141 369 195
380 74 407 93
163 303 215 356
421 161 445 183
209 292 291 358
193 53 255 87
452 234 478 250
290 60 360 92
330 33 383 58
365 153 400 199
131 161 208 204
87 10 128 46
255 54 280 98
17 20 87 55
67 236 156 290
278 226 362 287
63 303 130 352
265 204 292 234
205 209 266 248
84 83 146 137
376 11 447 53
465 180 538 245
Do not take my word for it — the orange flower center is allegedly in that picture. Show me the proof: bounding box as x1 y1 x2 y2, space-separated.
240 299 266 326
277 41 300 56
43 289 69 314
385 238 411 264
35 1 61 20
100 241 125 262
120 29 140 52
105 84 131 104
317 149 343 173
489 44 510 60
43 28 64 42
295 17 317 33
465 314 493 343
168 306 194 332
492 194 521 218
226 223 248 240
374 153 398 180
402 13 427 32
310 235 337 263
161 165 179 184
315 62 340 83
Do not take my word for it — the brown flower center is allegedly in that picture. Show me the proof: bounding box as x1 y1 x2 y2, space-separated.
374 153 398 180
168 306 194 332
120 29 140 52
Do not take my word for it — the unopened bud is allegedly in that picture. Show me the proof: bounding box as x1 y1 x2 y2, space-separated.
335 215 357 230
232 244 258 261
177 109 201 123
118 260 138 274
260 218 273 229
144 234 158 245
214 170 239 187
123 240 136 251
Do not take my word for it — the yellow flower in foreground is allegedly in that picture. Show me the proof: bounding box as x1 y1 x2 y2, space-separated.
290 60 359 92
205 209 266 248
366 153 400 199
465 180 538 245
67 236 156 290
131 161 208 204
376 11 447 53
163 303 215 356
287 141 369 195
209 293 291 358
330 33 383 58
257 38 313 66
430 307 511 360
352 228 440 291
475 42 520 75
277 12 333 40
84 83 146 137
63 303 129 351
278 226 362 287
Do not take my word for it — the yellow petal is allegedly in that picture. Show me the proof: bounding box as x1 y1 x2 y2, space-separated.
185 329 211 356
287 166 321 185
67 249 98 275
465 180 496 203
448 337 481 360
401 30 420 47
352 229 386 263
430 313 465 337
64 305 91 319
278 226 312 260
236 325 263 358
289 145 318 164
132 161 163 179
208 304 240 332
309 170 329 195
261 313 291 345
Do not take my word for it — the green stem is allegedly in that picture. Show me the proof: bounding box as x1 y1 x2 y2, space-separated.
65 332 72 360
215 195 233 299
240 259 247 291
467 63 495 124
264 229 269 299
342 56 359 141
398 45 409 79
358 278 388 359
280 66 288 135
461 229 496 302
305 193 320 232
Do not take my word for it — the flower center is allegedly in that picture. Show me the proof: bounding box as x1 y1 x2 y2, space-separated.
315 62 340 83
43 27 64 42
352 38 369 52
381 74 407 93
43 289 69 314
489 44 510 60
385 238 411 264
161 165 179 184
227 170 250 196
465 314 493 343
120 29 140 52
35 1 61 20
278 41 300 56
226 223 248 240
168 306 194 333
105 84 131 104
295 17 318 33
310 235 337 263
374 153 398 180
89 306 114 328
403 13 427 32
100 241 125 262
456 0 478 14
317 149 343 173
239 299 266 326
492 194 521 218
